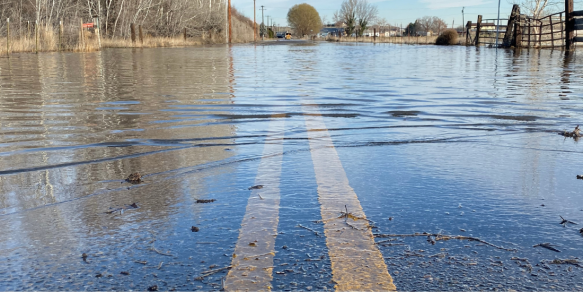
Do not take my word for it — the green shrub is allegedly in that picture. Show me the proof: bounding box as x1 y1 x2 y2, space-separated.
435 29 459 45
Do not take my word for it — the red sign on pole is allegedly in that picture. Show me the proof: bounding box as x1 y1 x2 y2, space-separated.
82 23 94 28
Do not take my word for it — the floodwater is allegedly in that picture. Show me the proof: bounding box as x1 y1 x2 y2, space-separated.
1 42 583 291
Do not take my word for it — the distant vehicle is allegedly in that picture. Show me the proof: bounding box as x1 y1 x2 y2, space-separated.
285 32 292 40
276 32 284 38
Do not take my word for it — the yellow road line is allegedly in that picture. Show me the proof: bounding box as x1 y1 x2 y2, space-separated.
224 114 285 291
303 105 396 291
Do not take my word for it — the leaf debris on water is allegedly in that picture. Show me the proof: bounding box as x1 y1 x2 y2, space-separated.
125 172 142 184
196 199 216 204
560 125 581 138
374 232 516 251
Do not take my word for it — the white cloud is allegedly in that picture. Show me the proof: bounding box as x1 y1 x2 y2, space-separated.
420 0 491 10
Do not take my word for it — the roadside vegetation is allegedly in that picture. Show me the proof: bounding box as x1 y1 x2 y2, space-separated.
435 29 459 45
0 0 254 54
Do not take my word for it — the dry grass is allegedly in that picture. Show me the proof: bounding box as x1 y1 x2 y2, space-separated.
435 29 459 46
327 35 438 45
0 28 230 55
0 15 261 55
102 37 204 48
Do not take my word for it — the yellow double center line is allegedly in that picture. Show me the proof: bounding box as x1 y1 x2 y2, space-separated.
303 105 395 291
225 107 395 291
224 114 286 291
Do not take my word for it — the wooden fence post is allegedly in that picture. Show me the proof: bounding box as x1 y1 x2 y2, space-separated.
503 4 520 47
139 25 143 44
550 15 555 48
466 21 472 45
184 28 187 42
565 0 574 50
130 23 136 43
539 21 543 47
528 18 532 47
561 12 564 46
513 21 522 48
475 15 482 46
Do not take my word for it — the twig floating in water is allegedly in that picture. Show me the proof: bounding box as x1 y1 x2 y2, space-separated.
560 216 577 227
533 243 561 252
297 224 320 237
195 266 232 281
375 238 399 245
373 232 517 251
149 246 174 256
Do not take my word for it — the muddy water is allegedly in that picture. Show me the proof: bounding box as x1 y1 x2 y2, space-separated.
1 43 583 291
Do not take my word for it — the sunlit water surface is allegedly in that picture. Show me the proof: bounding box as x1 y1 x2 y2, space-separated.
1 43 583 291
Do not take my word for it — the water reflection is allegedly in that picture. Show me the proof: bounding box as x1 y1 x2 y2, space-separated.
1 43 583 290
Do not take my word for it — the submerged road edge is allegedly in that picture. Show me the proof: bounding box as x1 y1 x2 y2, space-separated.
303 105 396 291
224 114 286 291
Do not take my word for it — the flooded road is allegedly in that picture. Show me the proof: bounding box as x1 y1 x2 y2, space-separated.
1 43 583 291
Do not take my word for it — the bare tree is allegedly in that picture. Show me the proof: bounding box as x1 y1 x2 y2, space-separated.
510 0 561 19
0 0 230 39
334 0 377 37
355 0 377 36
432 16 447 35
415 16 447 36
416 16 432 35
334 0 357 36
375 17 387 34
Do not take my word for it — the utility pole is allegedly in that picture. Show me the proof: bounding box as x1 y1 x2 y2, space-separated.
254 0 256 42
462 7 466 30
228 0 232 43
261 5 265 41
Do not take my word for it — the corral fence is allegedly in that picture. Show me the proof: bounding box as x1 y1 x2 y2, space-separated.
465 0 581 50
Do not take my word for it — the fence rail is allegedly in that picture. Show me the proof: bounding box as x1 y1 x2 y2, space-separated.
467 2 582 50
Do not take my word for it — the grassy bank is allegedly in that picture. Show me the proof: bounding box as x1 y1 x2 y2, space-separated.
0 8 256 55
0 26 258 55
327 35 440 45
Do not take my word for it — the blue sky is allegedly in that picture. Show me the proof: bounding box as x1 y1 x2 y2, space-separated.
231 0 517 28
